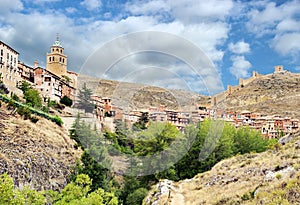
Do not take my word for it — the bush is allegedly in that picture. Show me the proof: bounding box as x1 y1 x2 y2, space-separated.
0 83 9 94
30 116 39 123
60 95 73 107
17 107 31 120
51 115 63 126
125 188 148 205
11 93 19 101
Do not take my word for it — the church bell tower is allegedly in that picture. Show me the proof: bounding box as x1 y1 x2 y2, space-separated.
46 34 67 77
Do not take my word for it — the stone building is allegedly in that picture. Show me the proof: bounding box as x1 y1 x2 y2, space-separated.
46 36 67 78
0 41 21 94
33 37 77 102
1 38 77 103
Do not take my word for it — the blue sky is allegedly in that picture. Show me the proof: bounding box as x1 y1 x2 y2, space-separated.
1 0 300 95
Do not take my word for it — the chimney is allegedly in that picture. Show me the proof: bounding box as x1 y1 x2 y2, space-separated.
34 60 39 68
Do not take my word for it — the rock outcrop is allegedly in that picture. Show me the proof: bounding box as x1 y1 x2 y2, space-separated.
0 106 81 191
223 72 300 118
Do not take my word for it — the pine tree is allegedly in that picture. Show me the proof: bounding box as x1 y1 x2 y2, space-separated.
77 83 94 113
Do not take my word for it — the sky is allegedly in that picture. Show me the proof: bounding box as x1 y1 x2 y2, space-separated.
1 0 300 95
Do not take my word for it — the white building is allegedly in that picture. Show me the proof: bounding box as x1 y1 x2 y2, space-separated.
0 41 21 94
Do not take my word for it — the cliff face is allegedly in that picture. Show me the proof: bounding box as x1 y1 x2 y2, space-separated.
223 72 300 118
0 105 81 191
144 134 300 205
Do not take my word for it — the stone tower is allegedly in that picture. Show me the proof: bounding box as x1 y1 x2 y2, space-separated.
46 35 67 77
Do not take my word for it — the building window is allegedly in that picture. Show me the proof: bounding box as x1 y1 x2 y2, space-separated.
52 57 55 61
59 57 62 62
62 58 65 63
0 49 3 56
48 83 51 86
49 57 51 62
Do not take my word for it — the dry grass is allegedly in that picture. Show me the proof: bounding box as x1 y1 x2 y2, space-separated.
161 136 300 205
0 105 82 190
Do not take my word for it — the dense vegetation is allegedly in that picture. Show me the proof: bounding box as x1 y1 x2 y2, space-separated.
0 81 64 125
0 86 277 205
0 173 118 205
68 116 274 205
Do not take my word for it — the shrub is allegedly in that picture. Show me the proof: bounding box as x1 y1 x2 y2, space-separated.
11 93 19 101
125 188 148 205
51 115 63 126
60 95 73 107
0 83 9 94
276 173 282 180
30 116 39 123
17 107 31 120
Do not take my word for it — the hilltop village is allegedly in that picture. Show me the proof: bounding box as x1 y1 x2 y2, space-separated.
0 40 299 139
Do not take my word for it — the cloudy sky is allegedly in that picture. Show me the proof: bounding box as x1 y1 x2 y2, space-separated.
1 0 300 95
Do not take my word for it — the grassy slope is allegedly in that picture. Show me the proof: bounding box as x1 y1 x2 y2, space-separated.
145 135 300 205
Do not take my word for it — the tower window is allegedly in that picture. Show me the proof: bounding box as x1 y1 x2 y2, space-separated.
52 57 55 61
62 58 65 63
49 57 51 62
56 48 59 52
59 57 62 62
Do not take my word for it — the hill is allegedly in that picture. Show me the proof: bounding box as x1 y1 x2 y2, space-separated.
222 71 300 118
77 75 210 111
144 134 300 205
0 104 81 191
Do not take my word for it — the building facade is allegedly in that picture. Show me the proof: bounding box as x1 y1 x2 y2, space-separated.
0 41 21 94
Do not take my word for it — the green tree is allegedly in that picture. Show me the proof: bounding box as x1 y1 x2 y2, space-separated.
77 83 94 113
54 174 118 205
125 188 148 205
233 126 269 154
24 89 42 108
0 173 14 204
60 95 73 106
18 80 32 93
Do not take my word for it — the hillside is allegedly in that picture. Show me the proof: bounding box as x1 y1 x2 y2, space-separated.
0 104 81 191
223 72 300 118
77 75 210 111
144 134 300 205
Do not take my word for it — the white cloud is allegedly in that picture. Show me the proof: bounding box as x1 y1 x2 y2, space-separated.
272 33 300 57
125 0 170 16
0 0 23 14
80 0 102 11
30 0 62 4
168 0 234 23
228 41 250 54
246 0 300 60
65 7 77 14
229 56 252 79
0 0 231 94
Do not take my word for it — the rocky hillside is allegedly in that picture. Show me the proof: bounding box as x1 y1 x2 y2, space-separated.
0 104 81 191
144 134 300 205
223 72 300 118
78 75 209 111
